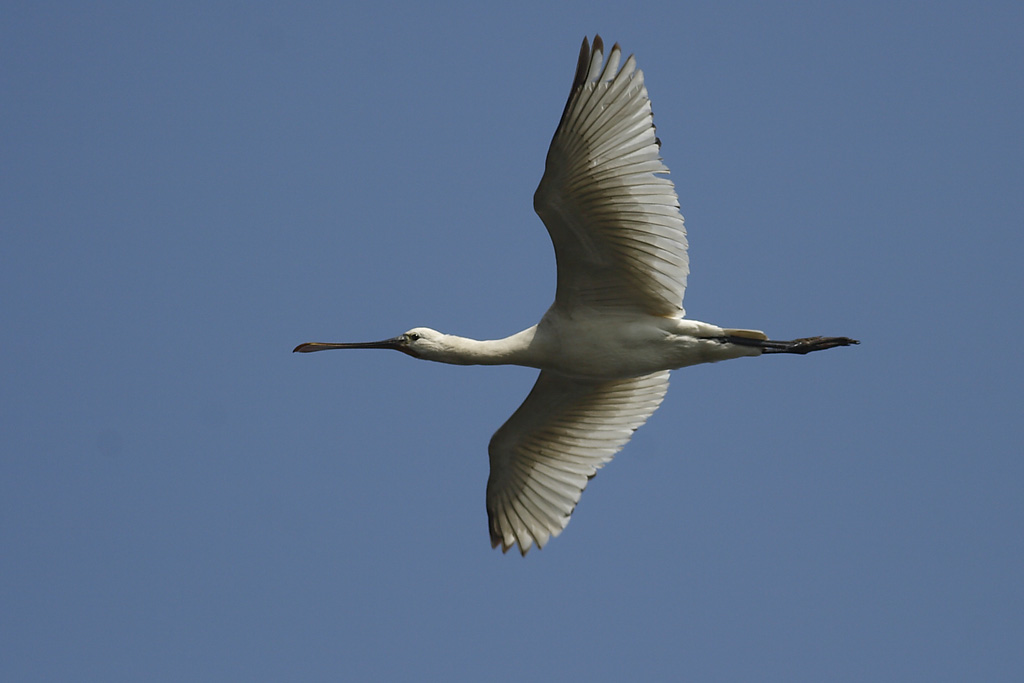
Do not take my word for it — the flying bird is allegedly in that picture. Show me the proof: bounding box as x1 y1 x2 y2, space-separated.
295 36 857 555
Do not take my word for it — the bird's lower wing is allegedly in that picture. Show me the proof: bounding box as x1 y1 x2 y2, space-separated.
486 369 670 555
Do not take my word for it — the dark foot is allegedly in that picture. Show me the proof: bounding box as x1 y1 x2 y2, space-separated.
759 336 860 354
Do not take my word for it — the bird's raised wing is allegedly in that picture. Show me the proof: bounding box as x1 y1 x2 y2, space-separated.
535 36 689 316
487 370 670 555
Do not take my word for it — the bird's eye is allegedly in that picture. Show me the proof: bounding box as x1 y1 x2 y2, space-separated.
406 332 421 342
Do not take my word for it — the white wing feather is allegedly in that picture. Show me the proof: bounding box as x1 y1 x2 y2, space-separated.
534 36 689 316
487 370 670 555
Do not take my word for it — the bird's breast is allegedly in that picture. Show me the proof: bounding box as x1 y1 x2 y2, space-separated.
532 313 676 379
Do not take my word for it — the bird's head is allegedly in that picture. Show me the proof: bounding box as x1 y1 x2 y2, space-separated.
391 327 449 359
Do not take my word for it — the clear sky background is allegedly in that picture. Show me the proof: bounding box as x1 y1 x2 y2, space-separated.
3 2 1022 681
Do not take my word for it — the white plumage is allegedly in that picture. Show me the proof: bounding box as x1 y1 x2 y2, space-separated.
296 37 857 555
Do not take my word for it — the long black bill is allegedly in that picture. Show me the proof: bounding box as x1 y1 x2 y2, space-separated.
293 337 406 353
723 335 860 355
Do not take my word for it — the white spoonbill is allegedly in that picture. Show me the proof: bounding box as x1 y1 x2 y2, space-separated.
295 36 857 555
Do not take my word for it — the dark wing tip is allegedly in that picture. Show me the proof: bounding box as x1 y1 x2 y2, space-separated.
487 494 533 555
487 507 501 549
573 36 592 91
550 36 603 151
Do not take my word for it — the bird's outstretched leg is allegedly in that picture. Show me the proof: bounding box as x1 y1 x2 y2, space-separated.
722 335 860 354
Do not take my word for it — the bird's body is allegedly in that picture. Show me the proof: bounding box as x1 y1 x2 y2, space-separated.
296 36 857 555
382 316 761 379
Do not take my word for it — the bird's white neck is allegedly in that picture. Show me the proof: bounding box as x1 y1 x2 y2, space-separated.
426 327 540 367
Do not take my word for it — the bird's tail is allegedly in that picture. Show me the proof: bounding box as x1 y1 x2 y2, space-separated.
722 328 768 341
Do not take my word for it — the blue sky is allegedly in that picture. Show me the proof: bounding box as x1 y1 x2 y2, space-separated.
3 2 1022 680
